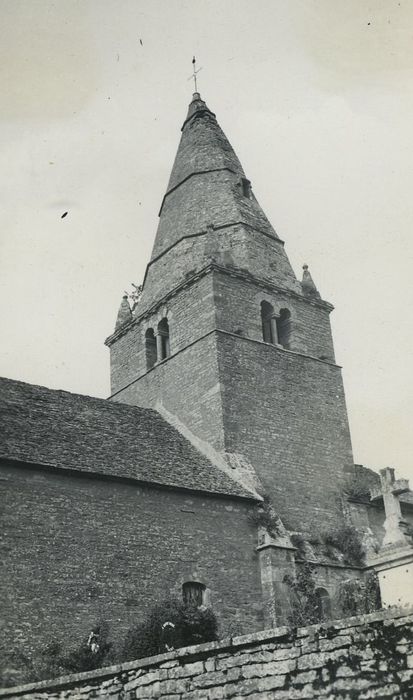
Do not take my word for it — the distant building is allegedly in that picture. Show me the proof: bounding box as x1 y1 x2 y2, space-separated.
1 92 412 679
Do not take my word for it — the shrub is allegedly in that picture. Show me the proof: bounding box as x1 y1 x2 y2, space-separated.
290 534 306 559
248 495 282 537
339 578 367 616
284 563 323 627
321 527 365 566
121 598 218 662
365 571 382 613
342 477 370 501
58 622 112 674
4 622 112 685
338 573 381 617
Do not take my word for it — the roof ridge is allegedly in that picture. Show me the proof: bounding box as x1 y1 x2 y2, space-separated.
0 376 161 417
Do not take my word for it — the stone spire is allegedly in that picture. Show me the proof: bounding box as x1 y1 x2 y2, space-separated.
167 92 245 191
114 295 132 331
150 92 280 261
301 264 320 298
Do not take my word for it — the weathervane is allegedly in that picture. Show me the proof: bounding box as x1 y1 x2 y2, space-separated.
188 55 202 93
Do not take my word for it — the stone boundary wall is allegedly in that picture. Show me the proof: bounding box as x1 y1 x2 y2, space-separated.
1 608 412 699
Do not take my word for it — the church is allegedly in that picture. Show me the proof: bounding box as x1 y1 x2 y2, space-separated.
1 91 412 673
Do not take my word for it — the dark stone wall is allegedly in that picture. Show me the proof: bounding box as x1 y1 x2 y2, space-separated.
216 332 353 532
114 332 225 451
0 461 262 668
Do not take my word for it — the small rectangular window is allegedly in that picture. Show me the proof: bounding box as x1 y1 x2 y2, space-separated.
241 178 252 198
183 581 205 607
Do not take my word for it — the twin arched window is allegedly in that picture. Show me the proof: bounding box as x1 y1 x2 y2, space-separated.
260 302 291 348
145 317 170 370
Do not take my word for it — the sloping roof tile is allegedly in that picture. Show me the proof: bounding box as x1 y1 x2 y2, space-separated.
0 377 256 500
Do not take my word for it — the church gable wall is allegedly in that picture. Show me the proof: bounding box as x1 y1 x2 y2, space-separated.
0 461 262 668
215 332 353 532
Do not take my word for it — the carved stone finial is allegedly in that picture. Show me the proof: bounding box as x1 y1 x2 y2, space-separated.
115 294 132 331
301 263 320 298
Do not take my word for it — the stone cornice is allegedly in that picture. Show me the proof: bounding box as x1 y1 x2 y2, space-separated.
367 544 413 571
105 262 333 347
1 457 257 504
108 328 340 400
158 167 238 216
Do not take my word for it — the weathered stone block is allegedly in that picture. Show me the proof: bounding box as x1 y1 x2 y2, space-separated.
226 666 242 683
243 659 296 678
168 661 204 679
124 671 162 691
298 648 346 671
358 684 401 699
204 659 216 673
192 671 226 688
319 634 352 651
256 674 286 692
291 669 318 685
157 678 190 695
271 646 300 661
216 653 251 670
221 677 260 697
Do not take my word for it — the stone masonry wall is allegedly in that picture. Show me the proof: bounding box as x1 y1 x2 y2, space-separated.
0 462 262 671
213 271 335 361
112 332 226 451
216 332 354 533
111 296 352 535
138 225 300 316
109 274 216 396
2 607 412 699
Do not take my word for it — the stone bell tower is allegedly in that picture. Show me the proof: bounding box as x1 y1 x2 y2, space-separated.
106 92 355 533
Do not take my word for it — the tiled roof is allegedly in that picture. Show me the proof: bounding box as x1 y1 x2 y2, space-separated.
0 377 256 500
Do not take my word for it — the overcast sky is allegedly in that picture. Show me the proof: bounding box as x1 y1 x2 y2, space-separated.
1 0 412 481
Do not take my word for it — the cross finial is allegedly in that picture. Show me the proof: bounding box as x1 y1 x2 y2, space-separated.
188 55 202 93
370 468 410 547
